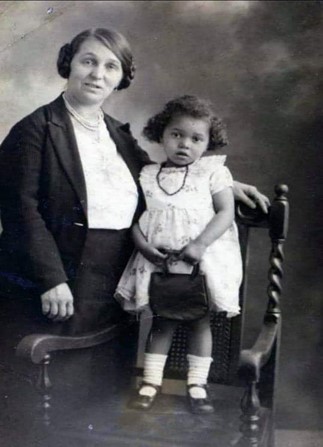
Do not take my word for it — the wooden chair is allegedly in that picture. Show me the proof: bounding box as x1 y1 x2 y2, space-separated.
9 184 288 447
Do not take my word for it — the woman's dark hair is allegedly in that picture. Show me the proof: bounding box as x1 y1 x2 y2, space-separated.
143 95 228 150
57 28 135 90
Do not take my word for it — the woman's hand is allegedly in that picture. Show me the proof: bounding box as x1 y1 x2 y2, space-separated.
41 283 74 322
233 181 270 213
178 241 207 265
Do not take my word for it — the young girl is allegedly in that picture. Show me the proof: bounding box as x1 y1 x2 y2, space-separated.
115 95 242 414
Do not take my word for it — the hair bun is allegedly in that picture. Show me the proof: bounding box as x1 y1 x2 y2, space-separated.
57 43 73 79
117 57 136 90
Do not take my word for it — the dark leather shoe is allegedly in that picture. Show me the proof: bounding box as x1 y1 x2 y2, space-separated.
187 384 215 414
128 383 160 411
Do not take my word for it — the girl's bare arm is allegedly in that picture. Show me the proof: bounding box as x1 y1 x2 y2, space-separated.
179 187 235 263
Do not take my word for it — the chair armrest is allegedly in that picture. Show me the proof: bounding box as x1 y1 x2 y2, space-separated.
239 319 280 382
16 320 133 364
235 202 270 228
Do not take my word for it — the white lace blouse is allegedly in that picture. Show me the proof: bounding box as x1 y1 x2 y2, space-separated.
69 115 138 230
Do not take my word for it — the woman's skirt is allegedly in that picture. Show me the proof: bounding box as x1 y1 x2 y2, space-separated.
66 228 134 335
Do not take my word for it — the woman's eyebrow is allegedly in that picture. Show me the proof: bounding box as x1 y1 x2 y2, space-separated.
82 52 121 64
106 59 121 64
80 52 96 57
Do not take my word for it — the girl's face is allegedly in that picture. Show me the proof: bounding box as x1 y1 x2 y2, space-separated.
66 37 123 107
162 115 210 166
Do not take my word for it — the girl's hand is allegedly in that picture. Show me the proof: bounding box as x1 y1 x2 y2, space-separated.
178 241 207 265
132 224 167 266
140 245 168 266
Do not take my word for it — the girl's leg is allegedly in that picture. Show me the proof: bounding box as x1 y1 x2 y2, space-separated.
141 318 178 392
187 312 212 357
133 318 178 403
146 317 179 354
186 313 214 411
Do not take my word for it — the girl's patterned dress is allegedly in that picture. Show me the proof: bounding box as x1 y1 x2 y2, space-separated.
115 155 243 317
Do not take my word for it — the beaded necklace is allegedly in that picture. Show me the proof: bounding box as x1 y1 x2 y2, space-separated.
156 163 189 196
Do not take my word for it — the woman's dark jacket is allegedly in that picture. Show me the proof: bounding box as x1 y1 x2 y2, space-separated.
0 94 149 294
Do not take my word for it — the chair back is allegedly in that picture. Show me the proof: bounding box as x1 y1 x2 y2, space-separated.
163 185 289 386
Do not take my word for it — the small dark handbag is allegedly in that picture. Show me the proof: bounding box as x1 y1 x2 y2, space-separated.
149 261 209 321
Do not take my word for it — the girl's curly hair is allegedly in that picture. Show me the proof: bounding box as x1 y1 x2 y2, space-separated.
57 28 135 90
142 95 228 150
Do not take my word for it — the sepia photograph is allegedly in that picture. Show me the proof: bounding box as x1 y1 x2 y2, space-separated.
0 1 322 446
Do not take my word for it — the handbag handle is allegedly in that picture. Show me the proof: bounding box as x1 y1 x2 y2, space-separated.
160 250 200 278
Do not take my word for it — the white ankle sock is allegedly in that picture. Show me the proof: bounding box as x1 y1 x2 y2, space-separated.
187 354 213 399
139 353 168 397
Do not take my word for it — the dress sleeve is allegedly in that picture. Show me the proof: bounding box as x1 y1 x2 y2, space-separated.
209 165 234 195
138 163 158 187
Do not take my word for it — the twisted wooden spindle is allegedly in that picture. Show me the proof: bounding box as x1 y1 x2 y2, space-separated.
266 184 289 322
267 242 284 316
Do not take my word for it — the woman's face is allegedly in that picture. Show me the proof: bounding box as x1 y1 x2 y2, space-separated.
66 37 123 107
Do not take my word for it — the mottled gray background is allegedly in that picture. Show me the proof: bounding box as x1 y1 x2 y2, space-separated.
0 0 322 431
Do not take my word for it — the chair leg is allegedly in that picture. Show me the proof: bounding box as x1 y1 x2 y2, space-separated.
36 354 52 426
268 416 275 447
239 380 261 447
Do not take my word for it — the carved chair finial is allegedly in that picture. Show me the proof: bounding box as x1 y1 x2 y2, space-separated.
275 184 289 198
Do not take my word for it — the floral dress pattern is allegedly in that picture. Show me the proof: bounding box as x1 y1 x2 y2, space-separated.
115 155 243 317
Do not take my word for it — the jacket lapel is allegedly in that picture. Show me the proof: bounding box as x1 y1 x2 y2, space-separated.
104 116 141 186
46 95 88 217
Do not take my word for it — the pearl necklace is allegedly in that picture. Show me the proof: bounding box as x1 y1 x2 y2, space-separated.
63 93 104 142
